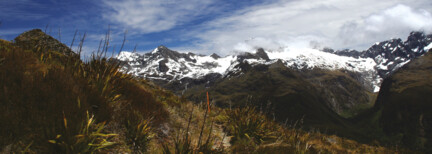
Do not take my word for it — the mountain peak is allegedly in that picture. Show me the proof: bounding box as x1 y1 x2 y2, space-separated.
408 31 425 39
147 45 198 64
152 45 178 55
256 48 270 61
158 45 168 50
210 53 221 59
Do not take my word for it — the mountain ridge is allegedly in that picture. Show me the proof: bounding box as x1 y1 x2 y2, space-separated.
324 31 432 79
117 44 379 91
118 31 432 93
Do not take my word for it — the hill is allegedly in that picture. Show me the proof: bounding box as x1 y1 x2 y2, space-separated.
0 29 170 153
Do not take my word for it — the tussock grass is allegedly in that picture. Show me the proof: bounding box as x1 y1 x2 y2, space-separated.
0 29 168 153
159 100 226 154
124 111 153 152
224 106 278 146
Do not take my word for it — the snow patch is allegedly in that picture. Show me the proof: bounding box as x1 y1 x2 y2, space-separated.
117 51 139 61
151 48 159 54
393 60 411 70
266 47 376 73
424 43 432 51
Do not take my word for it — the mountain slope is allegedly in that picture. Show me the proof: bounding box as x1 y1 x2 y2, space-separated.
183 61 352 130
374 50 432 152
300 69 376 117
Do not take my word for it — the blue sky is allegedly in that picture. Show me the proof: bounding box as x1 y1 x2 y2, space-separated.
1 0 432 56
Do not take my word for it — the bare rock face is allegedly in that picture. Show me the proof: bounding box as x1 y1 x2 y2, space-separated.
255 48 270 61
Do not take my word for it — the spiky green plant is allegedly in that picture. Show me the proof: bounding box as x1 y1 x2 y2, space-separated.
225 106 278 145
81 56 131 103
48 111 117 153
125 111 153 153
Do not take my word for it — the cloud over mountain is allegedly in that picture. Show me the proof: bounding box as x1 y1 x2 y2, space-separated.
338 4 432 49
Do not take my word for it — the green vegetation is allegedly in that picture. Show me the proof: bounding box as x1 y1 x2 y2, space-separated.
300 68 375 118
223 106 278 153
47 111 117 153
224 106 278 145
124 111 153 152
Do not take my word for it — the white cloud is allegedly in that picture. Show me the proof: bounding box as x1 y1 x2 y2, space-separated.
101 0 432 55
231 36 326 54
184 0 432 55
338 4 432 49
102 0 214 33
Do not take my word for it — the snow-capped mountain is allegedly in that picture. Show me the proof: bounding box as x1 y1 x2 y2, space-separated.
324 31 432 79
117 45 238 80
118 46 380 91
117 32 432 93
